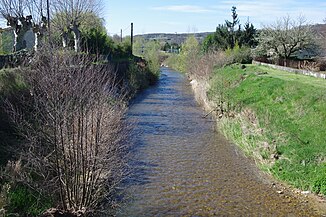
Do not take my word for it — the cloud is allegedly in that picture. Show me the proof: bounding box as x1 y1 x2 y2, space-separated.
212 0 326 27
151 5 212 13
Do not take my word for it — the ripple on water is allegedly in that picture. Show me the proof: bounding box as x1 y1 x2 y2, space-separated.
117 67 319 217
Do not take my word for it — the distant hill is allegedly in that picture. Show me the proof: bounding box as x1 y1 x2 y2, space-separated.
312 24 326 57
312 24 326 38
136 24 326 51
134 32 214 45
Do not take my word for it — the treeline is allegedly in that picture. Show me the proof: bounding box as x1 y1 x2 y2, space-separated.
167 6 321 72
165 6 257 73
0 0 132 61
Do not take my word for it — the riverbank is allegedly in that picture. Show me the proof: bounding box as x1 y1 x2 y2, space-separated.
0 55 159 216
117 67 322 216
188 64 326 214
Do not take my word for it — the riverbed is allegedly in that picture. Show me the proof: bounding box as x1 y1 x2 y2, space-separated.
116 67 320 216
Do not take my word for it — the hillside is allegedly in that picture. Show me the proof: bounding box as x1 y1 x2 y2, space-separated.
136 24 326 53
312 24 326 56
134 32 213 45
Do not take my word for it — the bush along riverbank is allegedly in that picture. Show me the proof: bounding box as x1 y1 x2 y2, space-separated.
205 63 326 197
0 50 159 216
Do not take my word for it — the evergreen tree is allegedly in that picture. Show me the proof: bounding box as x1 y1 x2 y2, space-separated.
225 6 240 48
162 42 170 51
201 6 258 52
240 22 258 48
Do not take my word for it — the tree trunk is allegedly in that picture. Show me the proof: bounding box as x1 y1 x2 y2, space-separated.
34 32 39 52
13 30 26 52
71 25 80 52
284 56 288 67
61 32 68 48
13 30 18 52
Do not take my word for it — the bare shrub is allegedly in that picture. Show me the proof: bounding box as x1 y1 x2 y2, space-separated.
5 47 129 214
188 51 232 80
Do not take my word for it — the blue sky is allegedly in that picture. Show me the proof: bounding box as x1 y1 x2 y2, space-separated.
103 0 326 36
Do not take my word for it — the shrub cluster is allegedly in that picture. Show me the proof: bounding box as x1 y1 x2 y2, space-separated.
1 48 130 216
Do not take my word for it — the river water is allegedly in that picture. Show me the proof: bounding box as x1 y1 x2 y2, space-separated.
117 67 319 216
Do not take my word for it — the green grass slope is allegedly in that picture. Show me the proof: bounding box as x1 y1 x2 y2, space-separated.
209 64 326 195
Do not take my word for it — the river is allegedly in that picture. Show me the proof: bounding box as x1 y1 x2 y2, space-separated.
116 67 319 216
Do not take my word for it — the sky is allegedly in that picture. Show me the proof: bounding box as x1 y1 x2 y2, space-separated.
103 0 326 36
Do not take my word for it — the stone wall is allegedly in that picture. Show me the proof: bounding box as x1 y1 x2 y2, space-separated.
253 60 326 79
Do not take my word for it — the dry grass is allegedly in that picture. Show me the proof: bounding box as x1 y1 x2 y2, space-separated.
188 51 232 80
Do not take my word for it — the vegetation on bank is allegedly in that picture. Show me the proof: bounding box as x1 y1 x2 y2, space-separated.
164 6 326 199
0 1 159 216
132 37 161 78
208 64 326 195
0 50 158 216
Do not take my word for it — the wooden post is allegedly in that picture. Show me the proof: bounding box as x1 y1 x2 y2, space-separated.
130 23 133 56
47 0 50 35
46 0 51 44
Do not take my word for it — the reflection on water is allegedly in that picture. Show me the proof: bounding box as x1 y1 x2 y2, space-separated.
117 68 318 216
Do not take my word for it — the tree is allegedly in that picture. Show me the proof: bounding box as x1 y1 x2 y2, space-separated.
81 27 114 55
162 42 170 51
0 0 31 51
257 15 318 66
178 35 199 73
52 0 101 52
79 12 114 55
143 40 161 74
225 6 239 49
202 6 257 53
202 24 230 52
132 36 145 57
0 0 48 52
240 21 257 48
50 11 70 48
27 0 48 51
132 37 160 75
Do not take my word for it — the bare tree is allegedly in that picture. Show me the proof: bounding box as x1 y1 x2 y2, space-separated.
0 0 48 51
5 48 129 214
27 0 48 51
257 15 317 66
52 0 101 52
0 0 31 51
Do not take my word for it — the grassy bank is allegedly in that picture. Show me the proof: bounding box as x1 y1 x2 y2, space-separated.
208 63 326 195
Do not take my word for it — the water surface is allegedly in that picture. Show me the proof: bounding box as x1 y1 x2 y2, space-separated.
117 67 319 216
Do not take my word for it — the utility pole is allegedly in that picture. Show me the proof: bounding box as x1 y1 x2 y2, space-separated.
47 0 50 36
130 22 133 56
120 29 122 42
46 0 50 33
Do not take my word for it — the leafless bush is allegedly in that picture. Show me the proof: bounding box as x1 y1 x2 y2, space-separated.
5 47 129 214
188 51 232 80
